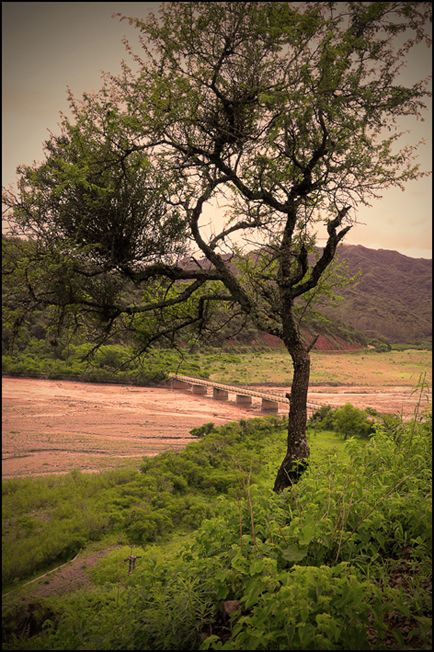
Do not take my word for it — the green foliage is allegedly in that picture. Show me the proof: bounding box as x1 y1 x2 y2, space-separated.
309 404 376 439
391 342 432 351
2 468 135 588
308 405 335 431
190 422 216 438
2 412 431 650
332 404 376 440
5 331 295 387
203 564 374 650
369 338 392 353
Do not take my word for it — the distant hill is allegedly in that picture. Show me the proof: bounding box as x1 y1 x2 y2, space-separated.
182 244 432 349
322 245 432 345
3 235 431 352
193 244 432 348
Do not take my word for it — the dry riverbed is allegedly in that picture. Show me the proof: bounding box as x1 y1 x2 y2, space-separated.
2 377 256 479
2 376 431 479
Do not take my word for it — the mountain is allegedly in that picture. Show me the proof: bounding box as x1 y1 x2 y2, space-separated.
323 245 432 345
183 244 432 349
3 236 431 352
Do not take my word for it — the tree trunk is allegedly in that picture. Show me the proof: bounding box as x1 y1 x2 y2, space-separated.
273 341 311 492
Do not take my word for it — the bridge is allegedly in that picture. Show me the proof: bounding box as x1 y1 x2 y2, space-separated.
168 373 323 415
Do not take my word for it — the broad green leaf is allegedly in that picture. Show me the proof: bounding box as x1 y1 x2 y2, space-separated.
281 544 308 562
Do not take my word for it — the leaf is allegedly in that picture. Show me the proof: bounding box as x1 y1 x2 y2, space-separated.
281 544 308 562
298 520 316 546
249 558 266 575
231 553 249 574
200 634 223 650
242 578 264 609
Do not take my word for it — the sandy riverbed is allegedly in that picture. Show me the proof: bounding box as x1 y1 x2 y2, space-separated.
257 384 430 416
2 377 430 479
2 377 257 478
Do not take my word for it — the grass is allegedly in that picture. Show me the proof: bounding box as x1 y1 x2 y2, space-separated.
205 349 432 387
3 341 431 389
1 424 345 593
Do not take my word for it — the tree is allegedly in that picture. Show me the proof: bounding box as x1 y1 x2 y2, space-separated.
3 2 431 491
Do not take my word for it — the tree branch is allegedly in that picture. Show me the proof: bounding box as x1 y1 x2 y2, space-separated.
306 333 319 352
291 207 352 298
119 262 223 283
188 181 254 315
289 243 309 287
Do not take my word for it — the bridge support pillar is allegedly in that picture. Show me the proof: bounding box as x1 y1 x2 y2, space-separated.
236 394 252 406
192 384 207 395
261 398 279 413
171 379 190 390
213 388 228 401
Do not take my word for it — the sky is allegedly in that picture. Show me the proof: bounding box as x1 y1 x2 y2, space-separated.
2 1 432 259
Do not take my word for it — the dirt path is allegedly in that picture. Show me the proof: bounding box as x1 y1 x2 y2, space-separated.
1 547 128 622
2 547 116 604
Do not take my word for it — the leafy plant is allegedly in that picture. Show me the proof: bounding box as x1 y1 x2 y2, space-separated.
332 404 375 440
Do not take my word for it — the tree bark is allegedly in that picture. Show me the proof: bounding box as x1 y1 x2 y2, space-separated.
273 340 311 493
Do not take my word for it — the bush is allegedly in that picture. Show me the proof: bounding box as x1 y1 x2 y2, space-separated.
125 508 172 544
368 338 392 352
190 422 216 438
308 405 335 431
332 404 375 440
93 345 131 370
309 404 376 440
202 564 374 650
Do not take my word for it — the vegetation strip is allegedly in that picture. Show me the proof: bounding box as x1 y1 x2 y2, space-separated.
2 411 431 650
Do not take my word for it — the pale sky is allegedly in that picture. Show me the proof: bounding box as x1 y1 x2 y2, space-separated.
2 1 432 259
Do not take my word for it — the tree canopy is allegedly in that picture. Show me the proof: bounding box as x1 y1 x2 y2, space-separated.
3 1 431 490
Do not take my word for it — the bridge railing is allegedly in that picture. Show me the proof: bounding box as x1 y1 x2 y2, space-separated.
168 373 322 410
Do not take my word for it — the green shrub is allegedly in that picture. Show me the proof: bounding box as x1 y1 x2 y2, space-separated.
308 405 335 431
368 338 392 352
93 345 130 370
202 564 374 650
125 508 172 544
190 422 216 438
332 404 375 439
309 404 376 440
